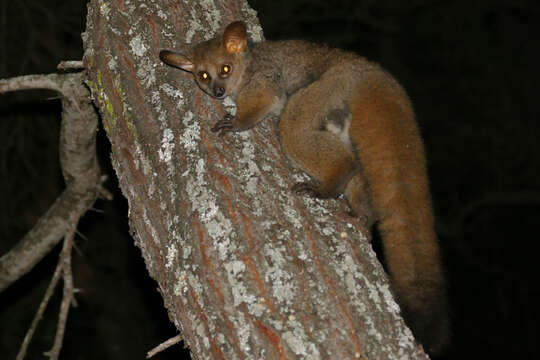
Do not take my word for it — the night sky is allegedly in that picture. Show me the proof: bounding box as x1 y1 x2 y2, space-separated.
1 1 539 359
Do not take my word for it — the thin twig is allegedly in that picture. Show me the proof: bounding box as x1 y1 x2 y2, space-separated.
0 74 66 94
16 253 64 360
57 60 84 71
98 186 114 201
74 229 88 242
146 335 183 358
44 218 78 360
98 175 113 201
16 215 80 360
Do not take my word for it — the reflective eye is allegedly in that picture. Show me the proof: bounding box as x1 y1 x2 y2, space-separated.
199 71 210 83
220 65 231 76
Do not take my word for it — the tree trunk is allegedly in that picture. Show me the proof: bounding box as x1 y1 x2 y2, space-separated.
83 0 428 359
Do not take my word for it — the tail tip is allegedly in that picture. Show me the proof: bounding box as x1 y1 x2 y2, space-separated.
402 296 451 356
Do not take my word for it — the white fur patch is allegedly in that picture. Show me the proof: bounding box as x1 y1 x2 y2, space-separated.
326 114 352 147
271 95 287 116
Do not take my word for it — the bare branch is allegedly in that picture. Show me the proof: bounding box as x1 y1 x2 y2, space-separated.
16 215 80 360
57 60 85 71
0 74 68 93
146 335 183 359
16 247 64 360
0 72 101 292
44 217 78 360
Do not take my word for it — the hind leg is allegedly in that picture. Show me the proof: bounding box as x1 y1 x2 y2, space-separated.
288 132 354 199
343 170 375 226
279 75 356 199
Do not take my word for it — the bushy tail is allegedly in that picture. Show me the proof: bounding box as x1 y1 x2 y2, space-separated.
349 73 450 354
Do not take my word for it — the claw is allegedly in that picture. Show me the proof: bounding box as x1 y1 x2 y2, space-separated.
211 114 235 136
291 182 322 198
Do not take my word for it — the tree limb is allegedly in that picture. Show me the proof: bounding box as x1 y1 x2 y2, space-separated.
0 72 101 292
83 0 428 358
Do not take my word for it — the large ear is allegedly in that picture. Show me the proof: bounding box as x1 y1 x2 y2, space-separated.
159 50 194 72
222 21 247 54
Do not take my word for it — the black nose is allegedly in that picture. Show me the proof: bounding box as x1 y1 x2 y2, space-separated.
213 86 225 98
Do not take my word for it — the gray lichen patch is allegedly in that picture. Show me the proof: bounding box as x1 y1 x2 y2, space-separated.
135 57 157 88
158 128 175 163
224 260 257 308
231 311 252 354
179 111 201 153
185 1 222 44
160 83 185 109
129 34 148 57
282 324 321 359
263 243 296 307
184 157 238 263
239 1 264 42
165 243 178 269
98 0 111 20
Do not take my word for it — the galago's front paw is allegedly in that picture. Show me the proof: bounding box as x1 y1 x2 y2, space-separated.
291 182 323 199
211 114 235 137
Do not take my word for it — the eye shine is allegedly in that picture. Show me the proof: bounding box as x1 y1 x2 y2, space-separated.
220 64 231 77
199 71 210 83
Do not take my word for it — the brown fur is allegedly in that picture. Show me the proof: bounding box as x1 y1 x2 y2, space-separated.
160 21 449 355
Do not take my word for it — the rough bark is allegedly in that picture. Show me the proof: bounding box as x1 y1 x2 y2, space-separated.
83 0 428 359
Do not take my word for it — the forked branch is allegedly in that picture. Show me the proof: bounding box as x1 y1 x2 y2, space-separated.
0 72 101 292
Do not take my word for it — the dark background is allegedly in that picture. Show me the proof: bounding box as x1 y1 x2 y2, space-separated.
1 0 539 359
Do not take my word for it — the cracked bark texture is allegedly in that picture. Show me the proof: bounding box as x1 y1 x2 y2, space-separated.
83 0 429 359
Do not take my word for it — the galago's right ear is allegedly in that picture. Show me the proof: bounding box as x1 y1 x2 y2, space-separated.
222 21 247 54
159 50 194 73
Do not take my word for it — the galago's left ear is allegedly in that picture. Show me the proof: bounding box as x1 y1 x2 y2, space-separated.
222 21 247 54
159 50 194 73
